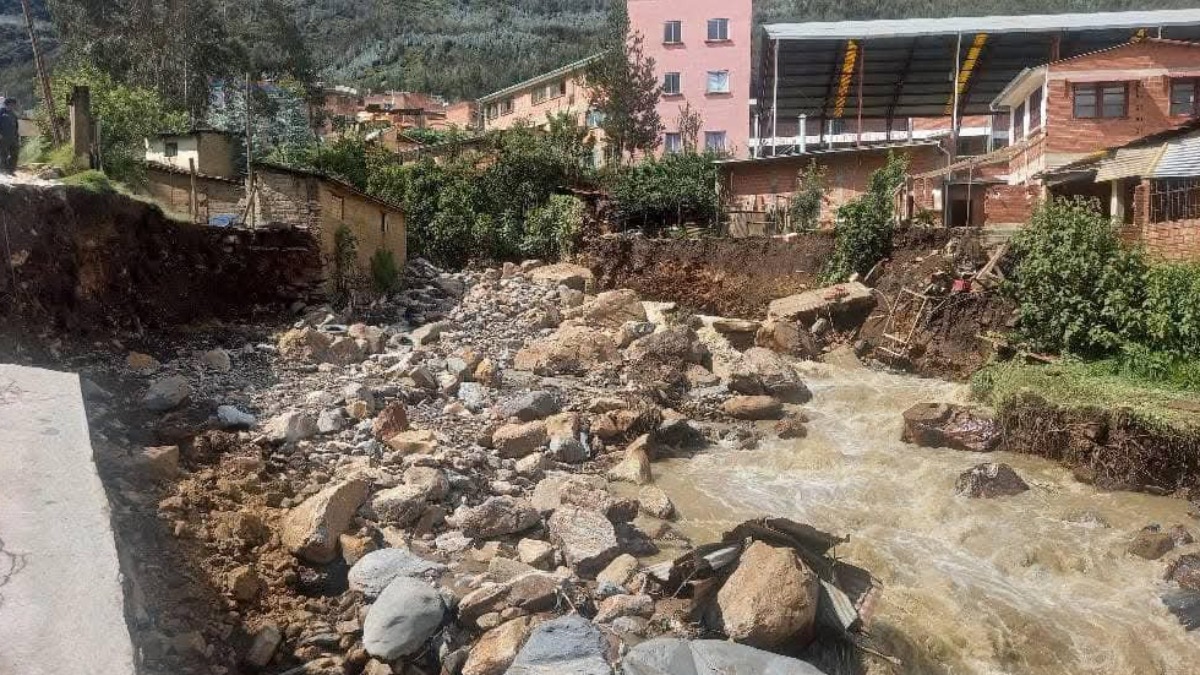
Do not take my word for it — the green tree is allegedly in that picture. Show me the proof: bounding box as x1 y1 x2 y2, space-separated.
822 152 907 282
47 62 188 181
788 160 826 231
586 0 663 162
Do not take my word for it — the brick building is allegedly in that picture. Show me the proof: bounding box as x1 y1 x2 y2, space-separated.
143 162 244 224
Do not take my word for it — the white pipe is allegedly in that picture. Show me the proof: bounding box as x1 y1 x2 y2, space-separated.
772 39 780 157
799 114 807 153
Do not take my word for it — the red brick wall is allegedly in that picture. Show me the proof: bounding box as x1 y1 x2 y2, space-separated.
1128 178 1200 260
1045 41 1200 156
724 145 942 226
984 184 1040 226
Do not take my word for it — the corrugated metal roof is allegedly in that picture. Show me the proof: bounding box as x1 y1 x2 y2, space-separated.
1153 132 1200 178
764 9 1200 41
1095 145 1167 182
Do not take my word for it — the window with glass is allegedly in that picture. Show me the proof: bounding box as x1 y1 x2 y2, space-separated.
586 109 605 129
1073 82 1127 119
704 131 727 151
1014 102 1026 138
164 142 178 157
706 70 730 94
663 20 682 44
664 72 681 96
500 98 514 116
1028 87 1043 131
664 133 682 153
1171 79 1198 116
707 18 729 41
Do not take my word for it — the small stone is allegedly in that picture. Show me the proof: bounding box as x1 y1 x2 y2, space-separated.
340 534 377 565
547 506 619 577
493 391 560 422
548 436 589 463
265 411 318 444
385 429 437 454
516 538 555 569
506 571 563 611
462 617 532 675
370 484 429 526
143 375 191 412
638 486 675 519
596 554 638 589
493 421 549 459
127 351 160 373
722 396 783 421
226 565 263 603
139 445 180 480
317 408 345 434
454 496 540 538
244 625 283 669
774 415 808 439
373 402 410 439
281 479 370 563
594 594 653 623
201 348 232 372
404 466 449 500
217 405 256 429
349 548 447 599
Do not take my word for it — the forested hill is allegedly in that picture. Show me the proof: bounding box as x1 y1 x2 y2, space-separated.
2 0 1198 109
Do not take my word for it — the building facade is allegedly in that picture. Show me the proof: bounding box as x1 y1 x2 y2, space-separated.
145 130 238 179
479 55 600 133
629 0 752 156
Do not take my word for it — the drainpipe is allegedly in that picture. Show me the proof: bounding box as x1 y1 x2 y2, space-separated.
799 114 807 154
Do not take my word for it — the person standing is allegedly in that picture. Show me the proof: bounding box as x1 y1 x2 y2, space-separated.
0 98 19 175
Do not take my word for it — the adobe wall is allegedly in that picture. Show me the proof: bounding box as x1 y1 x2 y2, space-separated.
143 167 243 222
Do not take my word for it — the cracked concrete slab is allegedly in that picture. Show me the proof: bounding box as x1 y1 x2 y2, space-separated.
0 365 135 675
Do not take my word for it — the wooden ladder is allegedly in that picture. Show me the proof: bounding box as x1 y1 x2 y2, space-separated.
877 287 931 360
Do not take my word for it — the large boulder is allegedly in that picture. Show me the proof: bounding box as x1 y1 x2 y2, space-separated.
362 577 445 661
625 327 710 368
754 319 819 359
528 263 595 292
281 479 370 563
563 289 647 329
548 506 620 577
349 548 447 599
622 638 826 675
901 402 1000 453
455 497 540 538
370 484 430 526
463 617 533 675
607 436 653 486
504 615 610 675
514 326 620 376
954 463 1029 498
714 541 819 650
729 348 811 404
143 375 191 412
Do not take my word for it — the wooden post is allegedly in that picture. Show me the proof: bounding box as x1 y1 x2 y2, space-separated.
188 158 198 223
19 0 61 144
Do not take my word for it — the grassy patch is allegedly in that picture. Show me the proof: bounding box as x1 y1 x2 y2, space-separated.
973 359 1200 430
60 170 120 194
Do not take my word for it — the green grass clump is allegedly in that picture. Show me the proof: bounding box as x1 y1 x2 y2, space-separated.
60 170 119 194
973 360 1200 429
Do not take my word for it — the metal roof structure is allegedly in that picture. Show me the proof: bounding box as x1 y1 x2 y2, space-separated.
759 9 1200 123
479 54 603 103
1045 119 1200 181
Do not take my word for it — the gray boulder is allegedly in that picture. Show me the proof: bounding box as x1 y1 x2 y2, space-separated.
505 615 609 675
621 638 826 675
349 548 447 599
363 577 445 661
455 496 540 538
955 463 1029 498
217 405 256 429
493 391 560 422
548 506 620 577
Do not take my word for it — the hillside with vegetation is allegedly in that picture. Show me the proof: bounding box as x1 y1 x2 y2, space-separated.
3 0 1200 109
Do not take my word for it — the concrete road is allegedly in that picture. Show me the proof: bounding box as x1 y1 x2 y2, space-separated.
0 365 136 674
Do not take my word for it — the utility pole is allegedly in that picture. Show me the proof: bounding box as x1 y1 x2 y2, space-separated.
245 73 256 229
19 0 62 144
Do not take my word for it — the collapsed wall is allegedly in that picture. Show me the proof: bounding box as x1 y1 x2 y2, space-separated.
576 232 835 319
0 183 323 342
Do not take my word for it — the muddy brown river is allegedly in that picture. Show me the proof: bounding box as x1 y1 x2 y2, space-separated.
652 364 1200 675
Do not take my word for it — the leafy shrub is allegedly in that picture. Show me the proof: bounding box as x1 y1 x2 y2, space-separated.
370 248 402 293
787 160 826 231
822 152 907 282
331 225 358 303
60 169 118 193
1006 197 1147 356
522 195 584 259
608 151 721 230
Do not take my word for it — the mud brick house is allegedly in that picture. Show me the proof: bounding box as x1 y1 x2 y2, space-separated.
145 129 238 179
143 162 244 224
250 163 407 289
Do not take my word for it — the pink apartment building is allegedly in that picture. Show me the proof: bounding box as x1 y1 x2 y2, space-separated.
628 0 752 156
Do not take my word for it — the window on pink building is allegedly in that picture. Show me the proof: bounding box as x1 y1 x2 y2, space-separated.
664 133 682 153
664 72 681 96
705 131 727 151
706 71 730 94
707 19 729 42
664 21 682 44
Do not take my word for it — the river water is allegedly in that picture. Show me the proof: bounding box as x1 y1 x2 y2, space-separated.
652 364 1200 675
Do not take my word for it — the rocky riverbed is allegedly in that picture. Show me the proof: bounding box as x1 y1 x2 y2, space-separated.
75 258 874 675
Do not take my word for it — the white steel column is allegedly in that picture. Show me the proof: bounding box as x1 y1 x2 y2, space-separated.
772 39 780 156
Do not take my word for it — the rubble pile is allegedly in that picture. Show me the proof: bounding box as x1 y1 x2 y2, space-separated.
79 258 876 675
